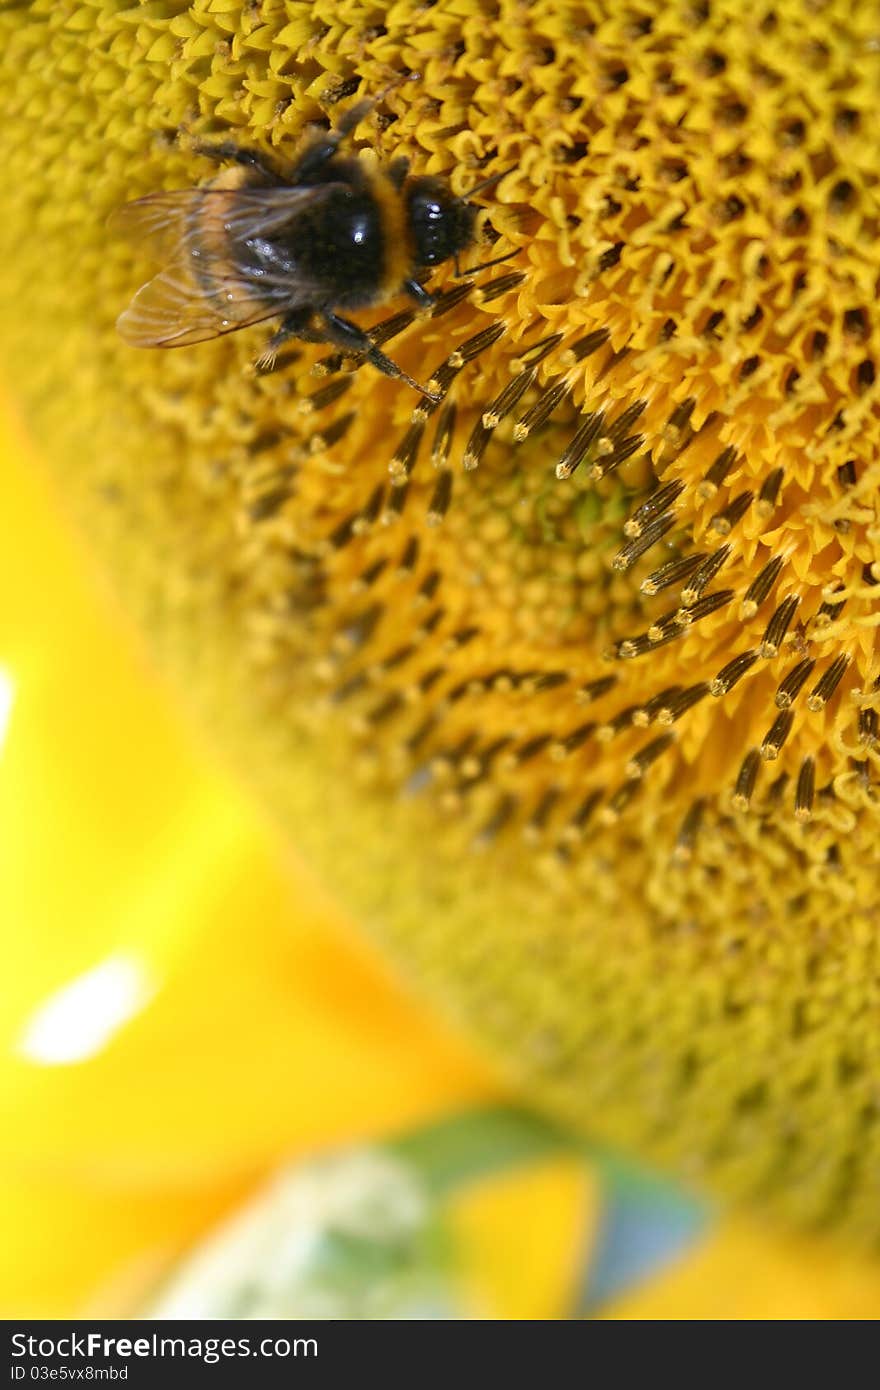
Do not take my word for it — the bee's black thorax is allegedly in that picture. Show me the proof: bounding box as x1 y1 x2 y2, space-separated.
239 154 401 311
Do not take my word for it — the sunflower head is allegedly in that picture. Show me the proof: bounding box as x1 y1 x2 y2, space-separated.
2 0 880 1238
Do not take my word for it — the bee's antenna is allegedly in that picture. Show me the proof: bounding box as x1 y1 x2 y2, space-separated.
453 247 519 280
337 72 417 136
460 166 514 203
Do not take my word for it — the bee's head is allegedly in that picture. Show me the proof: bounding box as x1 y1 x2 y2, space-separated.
406 176 479 268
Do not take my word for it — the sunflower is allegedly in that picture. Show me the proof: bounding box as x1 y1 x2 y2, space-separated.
1 0 879 1240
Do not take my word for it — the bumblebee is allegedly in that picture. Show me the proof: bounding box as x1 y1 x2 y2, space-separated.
114 96 505 399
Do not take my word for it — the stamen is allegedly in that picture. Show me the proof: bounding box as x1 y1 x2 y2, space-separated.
794 756 815 822
575 674 618 704
429 282 475 318
655 682 710 724
673 798 705 862
625 732 675 778
774 657 816 709
858 704 878 748
561 789 603 843
512 333 565 371
596 704 641 739
640 552 704 597
759 593 800 657
633 686 683 725
680 545 731 605
590 434 646 481
623 480 684 538
429 322 507 392
524 787 562 840
756 466 785 516
382 480 409 522
698 445 738 500
328 512 358 549
300 376 353 413
558 328 611 367
386 417 425 483
352 482 385 533
605 399 649 442
549 721 595 759
709 489 753 535
663 396 696 444
309 410 356 452
740 554 784 620
426 468 453 525
556 411 606 480
732 747 761 809
510 732 553 765
352 557 387 592
806 653 850 711
477 271 527 304
476 369 534 435
611 511 677 570
247 483 293 523
430 402 457 470
761 708 794 760
522 671 570 694
513 379 571 442
396 535 420 576
600 779 640 823
710 649 759 695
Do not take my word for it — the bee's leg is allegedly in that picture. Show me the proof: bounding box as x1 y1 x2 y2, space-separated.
402 278 436 311
191 140 286 186
254 308 319 373
319 311 440 402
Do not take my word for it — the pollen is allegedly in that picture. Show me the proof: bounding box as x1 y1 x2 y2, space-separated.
1 0 880 1239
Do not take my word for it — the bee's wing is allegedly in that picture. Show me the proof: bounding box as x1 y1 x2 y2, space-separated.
113 185 338 348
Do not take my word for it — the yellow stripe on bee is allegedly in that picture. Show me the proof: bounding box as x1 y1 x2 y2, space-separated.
368 166 414 298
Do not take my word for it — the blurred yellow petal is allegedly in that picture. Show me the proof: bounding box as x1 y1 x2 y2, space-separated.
0 398 496 1316
449 1157 598 1320
604 1220 880 1320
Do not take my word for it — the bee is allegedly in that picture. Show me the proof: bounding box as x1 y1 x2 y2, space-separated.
113 94 508 400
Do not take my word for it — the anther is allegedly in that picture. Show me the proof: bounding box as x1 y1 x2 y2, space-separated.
709 489 753 536
640 552 704 597
761 708 794 760
431 402 457 471
426 469 453 525
655 683 710 725
806 654 850 711
759 593 800 658
625 732 675 778
673 799 705 862
513 379 571 442
389 419 426 484
559 328 611 366
556 411 606 480
756 467 784 517
680 545 730 605
774 657 816 709
549 721 595 760
624 480 684 539
740 554 784 620
480 368 535 432
710 649 758 696
732 747 761 809
561 790 602 843
575 674 618 704
478 271 527 304
794 756 815 822
612 511 677 570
